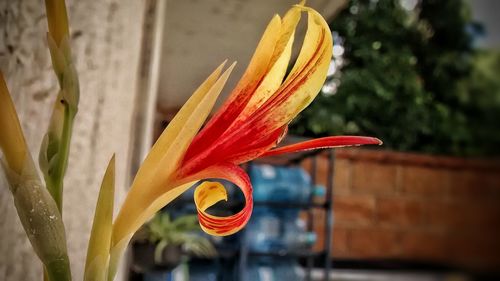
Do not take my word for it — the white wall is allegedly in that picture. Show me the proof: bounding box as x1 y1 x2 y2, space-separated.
0 0 145 280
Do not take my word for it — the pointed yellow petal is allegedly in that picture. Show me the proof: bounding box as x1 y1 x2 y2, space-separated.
0 72 28 174
84 155 115 281
112 61 235 240
262 7 333 130
239 5 302 118
108 62 235 281
230 15 282 100
286 7 331 81
128 61 226 202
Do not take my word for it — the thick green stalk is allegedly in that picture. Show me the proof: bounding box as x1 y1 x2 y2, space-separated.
5 166 73 281
1 72 72 281
41 0 78 279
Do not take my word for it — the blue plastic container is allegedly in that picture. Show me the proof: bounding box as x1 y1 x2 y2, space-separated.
246 207 284 252
249 164 312 204
246 207 316 252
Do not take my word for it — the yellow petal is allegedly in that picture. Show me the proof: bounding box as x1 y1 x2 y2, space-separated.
263 7 333 129
239 5 302 118
112 61 235 239
84 155 115 281
229 16 282 103
108 62 235 280
194 181 228 212
130 61 226 195
286 7 331 81
107 181 196 281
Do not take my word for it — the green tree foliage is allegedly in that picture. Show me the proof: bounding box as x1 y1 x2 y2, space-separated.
458 50 500 155
291 0 500 156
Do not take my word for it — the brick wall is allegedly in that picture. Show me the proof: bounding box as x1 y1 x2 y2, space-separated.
307 148 500 271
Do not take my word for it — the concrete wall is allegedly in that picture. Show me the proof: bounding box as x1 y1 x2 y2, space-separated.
0 0 145 280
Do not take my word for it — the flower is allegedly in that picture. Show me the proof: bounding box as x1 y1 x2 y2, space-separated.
107 4 381 279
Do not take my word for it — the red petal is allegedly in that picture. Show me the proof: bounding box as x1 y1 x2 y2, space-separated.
261 136 382 157
221 126 287 165
185 164 253 236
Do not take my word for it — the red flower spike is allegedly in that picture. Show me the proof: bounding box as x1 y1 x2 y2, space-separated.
262 136 383 157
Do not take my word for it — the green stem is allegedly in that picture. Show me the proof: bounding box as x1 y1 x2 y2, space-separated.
51 104 75 212
46 258 72 281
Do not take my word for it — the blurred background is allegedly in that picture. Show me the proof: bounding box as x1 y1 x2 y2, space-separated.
0 0 499 281
146 0 500 280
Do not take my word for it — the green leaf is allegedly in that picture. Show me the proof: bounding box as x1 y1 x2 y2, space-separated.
84 155 115 281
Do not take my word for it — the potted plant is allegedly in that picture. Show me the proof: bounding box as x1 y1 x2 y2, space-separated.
132 213 217 272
